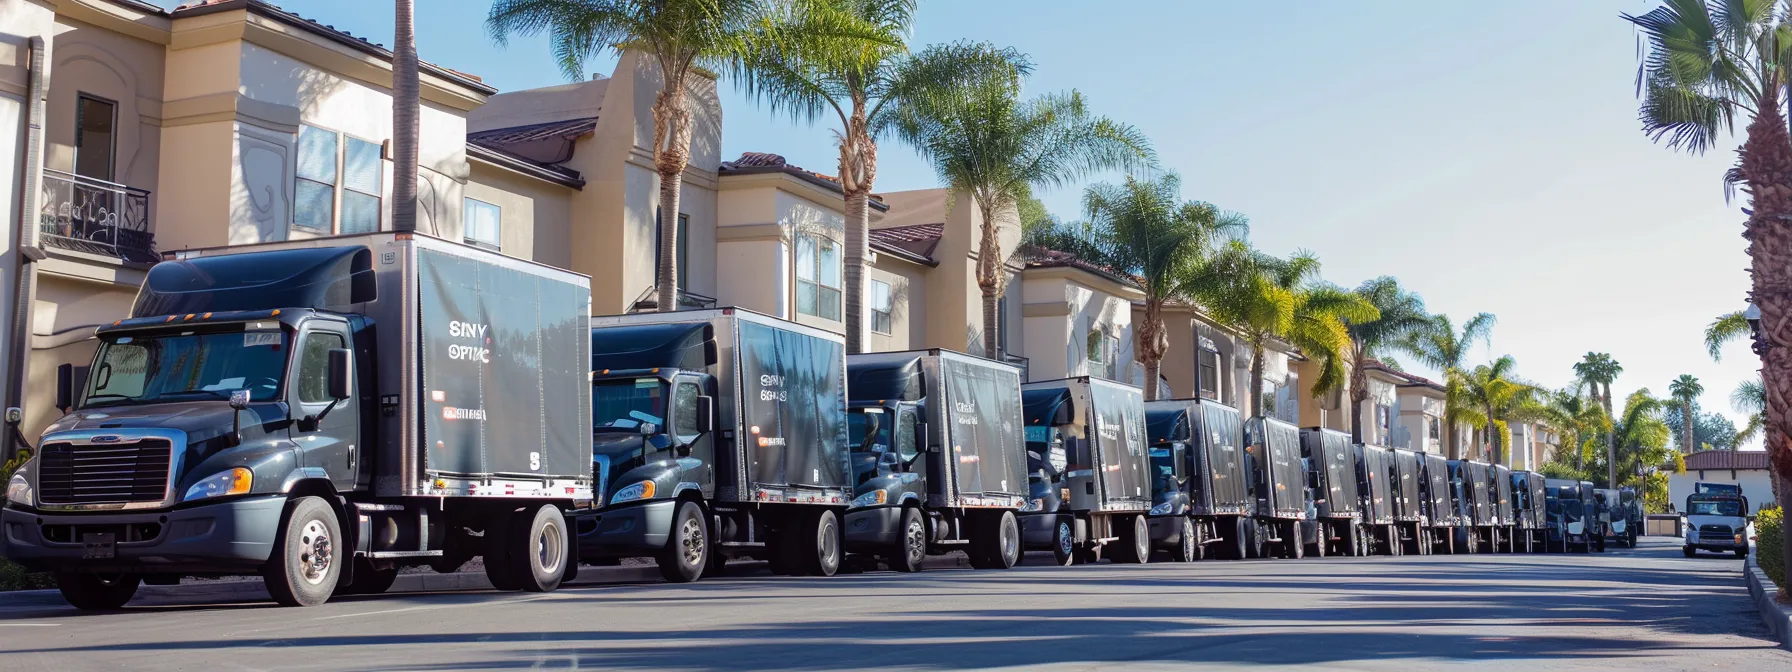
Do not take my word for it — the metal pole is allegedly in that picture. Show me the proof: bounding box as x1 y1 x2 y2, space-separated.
5 36 48 464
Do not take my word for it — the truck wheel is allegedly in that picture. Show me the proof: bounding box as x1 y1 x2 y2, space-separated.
1388 525 1401 557
264 496 343 607
1683 546 1696 558
657 500 708 583
484 521 522 591
55 572 140 610
1243 519 1262 559
995 511 1021 568
1172 518 1198 563
803 509 843 577
1341 525 1359 558
1051 518 1076 566
892 507 927 573
336 558 399 596
1284 521 1303 559
508 504 568 592
1110 515 1148 564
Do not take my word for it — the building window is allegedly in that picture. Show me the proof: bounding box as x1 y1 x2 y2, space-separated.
1427 417 1441 441
869 279 893 334
996 295 1010 356
464 198 501 250
1375 404 1391 436
295 124 383 234
74 94 117 182
796 233 841 321
1085 322 1116 380
1197 345 1220 400
654 208 690 290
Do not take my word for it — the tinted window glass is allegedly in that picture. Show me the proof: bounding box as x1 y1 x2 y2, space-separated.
298 332 345 404
673 382 700 441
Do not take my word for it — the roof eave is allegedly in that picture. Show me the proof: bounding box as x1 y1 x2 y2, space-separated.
467 143 585 189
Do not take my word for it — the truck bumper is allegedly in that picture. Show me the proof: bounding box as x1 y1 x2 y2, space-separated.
844 506 901 553
1685 534 1746 552
575 500 675 558
1 495 286 574
1019 511 1057 549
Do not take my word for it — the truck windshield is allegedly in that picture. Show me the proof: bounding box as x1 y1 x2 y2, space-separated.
1687 500 1743 517
82 330 288 408
592 378 666 431
847 410 891 454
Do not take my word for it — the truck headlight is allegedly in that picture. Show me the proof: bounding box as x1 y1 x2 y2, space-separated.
6 469 31 506
610 480 656 505
1021 498 1045 512
1149 500 1174 515
850 489 887 508
183 467 253 501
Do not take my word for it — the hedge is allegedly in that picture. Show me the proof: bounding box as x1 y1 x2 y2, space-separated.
1759 506 1784 592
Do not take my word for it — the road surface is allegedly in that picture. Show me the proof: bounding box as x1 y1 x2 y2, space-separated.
0 535 1785 670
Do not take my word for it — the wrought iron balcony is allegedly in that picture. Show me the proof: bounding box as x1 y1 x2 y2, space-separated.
629 285 718 313
38 169 156 263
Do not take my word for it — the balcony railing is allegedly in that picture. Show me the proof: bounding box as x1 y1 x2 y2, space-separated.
629 285 718 313
38 169 156 263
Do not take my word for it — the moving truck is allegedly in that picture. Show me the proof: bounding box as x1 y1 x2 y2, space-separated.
1390 448 1427 555
576 308 850 581
1019 377 1151 565
1245 417 1312 559
1617 487 1642 548
1421 453 1461 554
1512 470 1549 553
1142 398 1250 561
1450 460 1497 553
1492 464 1517 552
843 350 1026 572
1356 443 1398 556
1683 491 1750 558
1300 428 1362 557
2 233 593 608
1545 478 1596 553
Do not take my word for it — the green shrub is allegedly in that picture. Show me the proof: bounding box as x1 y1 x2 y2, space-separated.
1759 506 1784 591
0 557 52 592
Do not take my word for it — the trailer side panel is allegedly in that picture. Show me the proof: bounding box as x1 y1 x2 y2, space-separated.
736 320 849 493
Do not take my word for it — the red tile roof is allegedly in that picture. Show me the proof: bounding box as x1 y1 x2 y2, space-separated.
868 223 944 262
469 118 599 146
1682 450 1772 471
1021 248 1139 289
1362 358 1445 391
719 153 887 210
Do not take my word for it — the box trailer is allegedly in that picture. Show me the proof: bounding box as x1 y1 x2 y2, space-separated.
1616 487 1641 548
1299 428 1362 557
842 350 1026 572
1449 459 1498 553
1390 448 1428 555
1142 398 1249 561
1492 464 1518 552
1019 377 1152 565
1245 417 1313 559
576 308 850 581
1421 452 1460 554
2 233 592 608
1355 444 1399 556
1512 470 1548 553
1544 478 1596 553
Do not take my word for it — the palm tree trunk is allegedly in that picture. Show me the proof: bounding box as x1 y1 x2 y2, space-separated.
1742 73 1792 594
1603 382 1617 487
391 0 418 233
976 199 1003 358
1139 297 1166 401
1249 340 1265 418
1349 348 1367 444
839 113 875 354
1682 400 1695 452
651 71 693 313
1486 417 1500 466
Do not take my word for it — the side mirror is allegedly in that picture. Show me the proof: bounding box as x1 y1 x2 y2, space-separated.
55 363 75 412
639 422 659 436
229 389 252 410
695 395 714 433
3 407 20 426
327 348 353 400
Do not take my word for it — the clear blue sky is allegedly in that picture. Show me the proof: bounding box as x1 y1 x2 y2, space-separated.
199 0 1757 442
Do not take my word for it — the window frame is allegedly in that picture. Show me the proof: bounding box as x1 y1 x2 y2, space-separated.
74 93 119 182
295 331 346 406
795 232 842 321
672 380 701 443
463 197 503 251
293 123 386 235
869 279 893 335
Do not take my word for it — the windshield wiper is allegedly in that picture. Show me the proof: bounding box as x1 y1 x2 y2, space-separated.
79 394 135 408
151 389 233 401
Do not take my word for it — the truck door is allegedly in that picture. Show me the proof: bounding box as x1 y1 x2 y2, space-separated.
291 322 358 490
670 374 715 496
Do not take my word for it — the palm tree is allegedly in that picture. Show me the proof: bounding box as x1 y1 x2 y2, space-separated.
488 0 874 312
1535 388 1608 475
1628 0 1792 590
741 1 1028 352
1668 374 1705 452
1182 242 1377 418
1342 277 1431 443
392 0 419 233
1705 309 1750 361
1734 376 1767 445
1449 355 1538 466
893 74 1153 357
1610 390 1674 489
1076 173 1245 401
1573 352 1623 486
1403 312 1495 459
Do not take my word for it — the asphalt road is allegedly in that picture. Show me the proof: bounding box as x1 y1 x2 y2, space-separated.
0 535 1785 671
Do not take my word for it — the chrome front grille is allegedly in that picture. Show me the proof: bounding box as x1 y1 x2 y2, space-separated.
38 439 174 507
1698 524 1733 537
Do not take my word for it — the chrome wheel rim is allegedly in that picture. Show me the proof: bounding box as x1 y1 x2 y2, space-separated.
297 519 333 585
680 517 705 567
905 517 926 563
1057 521 1073 558
819 516 839 569
1000 518 1017 563
536 519 563 575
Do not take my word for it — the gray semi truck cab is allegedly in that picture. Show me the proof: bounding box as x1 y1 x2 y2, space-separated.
843 350 1026 572
575 308 850 582
3 235 593 609
1683 492 1750 558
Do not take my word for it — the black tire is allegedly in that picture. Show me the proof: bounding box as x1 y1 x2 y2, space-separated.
803 509 843 577
1683 546 1696 558
1734 548 1748 559
1342 524 1359 558
994 511 1021 568
1284 521 1303 559
891 507 927 573
55 572 140 611
1243 518 1262 559
264 496 343 607
1388 525 1401 557
968 514 999 569
335 558 398 596
484 521 522 591
657 500 708 583
1051 517 1076 566
1074 543 1103 565
508 504 568 592
1172 518 1198 562
1113 515 1149 564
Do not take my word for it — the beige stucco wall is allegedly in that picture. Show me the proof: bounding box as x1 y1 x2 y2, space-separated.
714 176 851 333
1 0 57 414
22 267 139 438
865 258 922 353
43 16 164 194
466 159 578 265
877 187 1021 358
1397 387 1445 455
1019 268 1139 383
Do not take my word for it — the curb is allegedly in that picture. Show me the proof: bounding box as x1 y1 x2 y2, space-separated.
1744 551 1792 652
